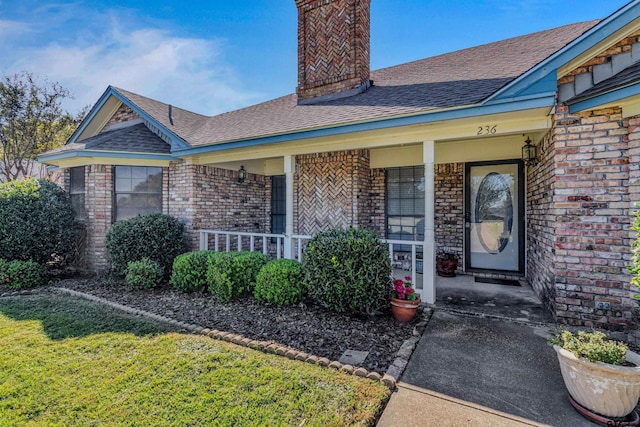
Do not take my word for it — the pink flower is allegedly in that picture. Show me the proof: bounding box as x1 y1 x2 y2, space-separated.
405 276 412 281
394 279 404 286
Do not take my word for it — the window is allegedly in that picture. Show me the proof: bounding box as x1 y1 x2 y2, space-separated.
386 166 425 251
114 166 163 221
69 166 86 220
271 175 286 235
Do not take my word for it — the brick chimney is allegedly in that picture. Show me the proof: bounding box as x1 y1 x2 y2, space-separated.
295 0 371 104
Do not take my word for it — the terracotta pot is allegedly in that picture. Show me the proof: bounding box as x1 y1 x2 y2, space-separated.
390 297 420 323
554 345 640 417
436 257 458 277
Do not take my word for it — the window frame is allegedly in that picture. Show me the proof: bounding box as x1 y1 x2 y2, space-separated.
69 166 86 221
385 166 425 251
113 166 163 222
270 175 286 236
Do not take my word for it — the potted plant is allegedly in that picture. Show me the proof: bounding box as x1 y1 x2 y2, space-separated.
390 276 420 323
436 251 458 277
550 330 640 421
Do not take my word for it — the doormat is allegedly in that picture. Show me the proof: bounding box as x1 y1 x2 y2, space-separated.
475 277 521 287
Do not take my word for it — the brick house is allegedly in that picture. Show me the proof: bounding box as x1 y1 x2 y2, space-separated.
40 0 640 332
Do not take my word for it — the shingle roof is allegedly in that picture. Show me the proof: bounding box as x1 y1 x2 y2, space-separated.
48 123 171 155
114 20 598 149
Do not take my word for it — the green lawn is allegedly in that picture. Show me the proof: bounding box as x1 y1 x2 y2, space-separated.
0 294 390 426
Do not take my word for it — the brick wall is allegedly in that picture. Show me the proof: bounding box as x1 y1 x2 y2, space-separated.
435 163 464 262
168 162 269 250
296 149 372 235
295 0 370 101
549 106 635 331
526 130 556 313
102 104 139 131
367 168 386 236
84 164 113 271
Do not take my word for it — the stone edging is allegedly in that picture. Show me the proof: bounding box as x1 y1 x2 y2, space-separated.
43 287 433 389
383 308 433 385
0 289 43 298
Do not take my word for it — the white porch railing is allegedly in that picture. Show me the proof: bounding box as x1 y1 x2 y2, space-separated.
198 230 312 261
198 230 425 300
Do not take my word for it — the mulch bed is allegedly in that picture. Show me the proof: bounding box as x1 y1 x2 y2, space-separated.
51 278 426 373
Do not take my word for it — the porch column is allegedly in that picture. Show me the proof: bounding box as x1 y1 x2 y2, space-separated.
284 155 295 259
423 141 436 304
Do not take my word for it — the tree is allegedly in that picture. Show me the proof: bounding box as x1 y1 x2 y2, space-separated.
0 71 81 182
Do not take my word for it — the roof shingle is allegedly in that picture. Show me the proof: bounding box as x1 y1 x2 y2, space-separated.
49 123 171 155
113 21 598 149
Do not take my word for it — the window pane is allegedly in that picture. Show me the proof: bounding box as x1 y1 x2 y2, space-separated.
147 169 163 192
70 167 85 193
70 194 86 220
386 166 425 248
118 166 132 178
115 178 132 192
131 167 147 179
271 175 286 233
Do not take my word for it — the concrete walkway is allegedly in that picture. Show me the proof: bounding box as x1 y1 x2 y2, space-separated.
378 311 598 427
378 382 547 427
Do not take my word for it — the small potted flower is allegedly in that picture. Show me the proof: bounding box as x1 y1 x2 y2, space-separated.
436 250 458 277
390 276 421 323
550 330 640 422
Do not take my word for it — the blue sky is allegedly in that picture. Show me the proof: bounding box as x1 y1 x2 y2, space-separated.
0 1 631 115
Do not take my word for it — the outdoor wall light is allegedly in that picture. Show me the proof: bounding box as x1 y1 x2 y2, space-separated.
522 137 538 166
238 165 247 183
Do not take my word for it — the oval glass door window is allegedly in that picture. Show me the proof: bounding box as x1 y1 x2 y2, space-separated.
474 172 513 254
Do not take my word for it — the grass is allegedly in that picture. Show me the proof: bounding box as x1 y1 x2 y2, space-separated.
0 294 390 426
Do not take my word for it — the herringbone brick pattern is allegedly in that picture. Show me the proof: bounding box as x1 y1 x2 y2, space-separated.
296 0 370 100
296 150 371 235
302 1 353 88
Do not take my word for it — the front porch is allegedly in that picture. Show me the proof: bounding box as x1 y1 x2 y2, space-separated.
195 228 547 320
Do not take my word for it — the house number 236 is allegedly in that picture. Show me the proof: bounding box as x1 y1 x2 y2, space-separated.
477 125 497 135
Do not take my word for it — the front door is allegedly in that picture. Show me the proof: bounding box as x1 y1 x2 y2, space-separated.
465 160 524 274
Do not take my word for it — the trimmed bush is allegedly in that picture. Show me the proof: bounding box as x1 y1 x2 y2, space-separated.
207 252 235 302
0 178 80 265
302 227 392 315
170 251 213 293
232 251 269 295
254 259 305 306
206 251 269 302
126 258 163 290
106 214 187 276
0 260 46 289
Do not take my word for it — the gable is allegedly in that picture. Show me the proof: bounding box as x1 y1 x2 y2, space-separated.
68 87 191 151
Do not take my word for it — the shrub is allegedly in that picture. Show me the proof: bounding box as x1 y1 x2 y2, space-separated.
126 258 163 290
0 178 80 265
232 251 269 295
0 260 46 289
205 251 269 302
254 259 305 306
550 330 628 365
302 227 392 315
0 258 8 286
206 252 235 302
170 251 213 293
106 214 187 276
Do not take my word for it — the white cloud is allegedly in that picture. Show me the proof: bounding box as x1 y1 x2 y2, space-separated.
0 19 31 37
2 7 262 116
